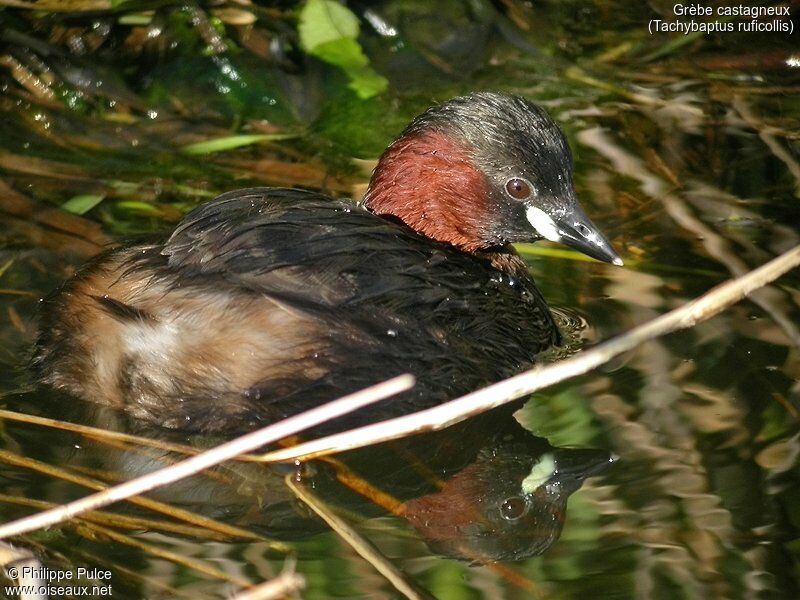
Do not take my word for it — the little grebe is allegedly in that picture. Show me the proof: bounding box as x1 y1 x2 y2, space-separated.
34 92 621 434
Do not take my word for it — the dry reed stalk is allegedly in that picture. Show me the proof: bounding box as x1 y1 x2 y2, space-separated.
259 245 800 463
229 559 305 600
285 476 431 600
0 375 414 540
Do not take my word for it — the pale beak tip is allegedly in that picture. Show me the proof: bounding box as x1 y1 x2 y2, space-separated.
611 256 624 267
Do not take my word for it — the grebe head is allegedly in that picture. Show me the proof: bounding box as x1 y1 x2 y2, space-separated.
363 92 622 264
403 443 616 563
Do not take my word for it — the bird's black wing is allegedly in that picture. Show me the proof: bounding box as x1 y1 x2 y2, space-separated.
162 187 492 312
156 187 557 430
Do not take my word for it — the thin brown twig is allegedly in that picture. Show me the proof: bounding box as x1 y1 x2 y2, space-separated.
0 409 205 458
0 0 110 11
0 375 414 540
733 96 800 188
285 475 431 600
0 449 268 543
0 493 236 541
83 522 251 587
0 408 262 463
230 559 305 600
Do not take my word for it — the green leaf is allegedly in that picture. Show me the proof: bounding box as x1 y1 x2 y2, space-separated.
298 0 360 51
310 37 368 69
298 0 388 99
181 133 299 155
115 200 161 216
518 388 601 446
346 68 389 99
117 13 153 26
310 38 388 99
62 194 105 215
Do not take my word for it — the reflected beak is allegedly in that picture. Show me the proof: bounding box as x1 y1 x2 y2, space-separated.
551 448 616 482
546 449 615 494
521 449 615 495
526 203 623 266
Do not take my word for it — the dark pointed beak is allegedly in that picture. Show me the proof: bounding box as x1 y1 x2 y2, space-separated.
526 202 623 266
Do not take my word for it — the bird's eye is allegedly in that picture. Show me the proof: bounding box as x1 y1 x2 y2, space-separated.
504 178 532 200
500 496 527 520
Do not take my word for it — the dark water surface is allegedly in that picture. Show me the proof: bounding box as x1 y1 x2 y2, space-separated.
1 1 799 598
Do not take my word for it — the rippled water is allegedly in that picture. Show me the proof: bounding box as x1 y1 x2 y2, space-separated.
1 2 799 599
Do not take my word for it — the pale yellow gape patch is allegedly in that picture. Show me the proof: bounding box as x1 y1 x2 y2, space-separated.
521 453 557 494
525 207 561 242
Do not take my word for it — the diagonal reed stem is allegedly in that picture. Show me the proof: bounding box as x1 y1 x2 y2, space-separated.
285 475 431 600
0 375 414 540
258 245 800 463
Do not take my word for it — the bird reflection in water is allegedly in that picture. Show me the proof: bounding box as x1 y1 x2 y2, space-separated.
293 414 614 564
5 389 612 566
401 437 612 562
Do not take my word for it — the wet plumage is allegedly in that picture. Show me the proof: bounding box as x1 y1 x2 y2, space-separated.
34 92 621 434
